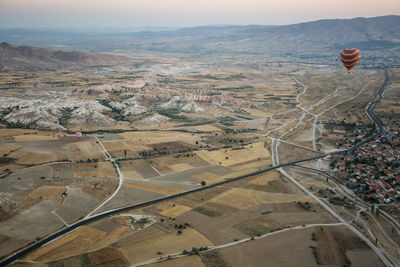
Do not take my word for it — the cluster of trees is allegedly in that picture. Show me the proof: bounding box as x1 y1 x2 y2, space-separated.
0 156 15 164
296 201 312 211
182 246 209 255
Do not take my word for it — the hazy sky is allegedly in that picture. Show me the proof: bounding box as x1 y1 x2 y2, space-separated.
0 0 399 28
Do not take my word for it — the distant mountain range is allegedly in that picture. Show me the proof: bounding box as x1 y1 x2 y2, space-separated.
0 15 399 57
0 42 132 70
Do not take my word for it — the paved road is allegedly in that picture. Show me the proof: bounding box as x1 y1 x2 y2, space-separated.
0 69 391 266
85 136 125 218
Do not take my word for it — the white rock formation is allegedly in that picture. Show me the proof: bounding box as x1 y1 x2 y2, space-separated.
136 114 169 125
0 97 117 130
160 96 204 112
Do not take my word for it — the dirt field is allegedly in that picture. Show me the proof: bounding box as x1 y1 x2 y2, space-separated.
196 141 270 167
160 204 192 218
14 151 59 165
189 124 222 132
114 223 170 248
102 139 149 158
87 225 132 252
149 165 231 186
118 228 212 264
177 199 335 245
28 185 66 203
144 255 205 267
209 188 313 210
44 247 128 267
118 131 198 144
124 181 183 196
218 226 322 267
347 250 384 267
119 159 160 179
95 185 164 213
23 226 107 262
244 171 304 195
151 154 210 174
0 200 63 241
0 163 23 173
56 187 100 224
63 140 104 161
13 134 59 142
73 161 117 179
0 129 49 140
0 144 22 156
249 170 281 186
193 171 224 184
276 142 322 165
0 235 31 260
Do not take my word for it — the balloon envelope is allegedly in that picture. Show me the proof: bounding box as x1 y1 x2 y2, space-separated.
75 132 82 138
340 48 361 72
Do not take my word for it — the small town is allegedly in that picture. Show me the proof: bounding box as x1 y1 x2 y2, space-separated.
331 132 400 204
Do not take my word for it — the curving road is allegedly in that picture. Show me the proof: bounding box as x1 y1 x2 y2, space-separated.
0 69 391 266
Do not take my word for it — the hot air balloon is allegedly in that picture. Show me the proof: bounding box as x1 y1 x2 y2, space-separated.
75 132 82 140
340 48 361 72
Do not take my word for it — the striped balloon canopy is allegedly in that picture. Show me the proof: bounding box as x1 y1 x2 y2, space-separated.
340 48 361 72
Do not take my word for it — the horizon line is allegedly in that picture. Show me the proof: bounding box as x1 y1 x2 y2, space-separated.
0 14 398 32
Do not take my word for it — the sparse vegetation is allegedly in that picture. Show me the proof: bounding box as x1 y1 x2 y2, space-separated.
296 201 312 211
193 206 222 217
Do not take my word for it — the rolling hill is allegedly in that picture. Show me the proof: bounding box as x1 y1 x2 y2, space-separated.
1 15 399 58
0 42 132 70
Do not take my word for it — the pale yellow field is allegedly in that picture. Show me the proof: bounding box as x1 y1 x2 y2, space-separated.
122 170 145 180
73 171 98 178
73 162 117 179
196 141 270 167
229 158 270 172
249 171 281 186
0 164 23 173
0 144 22 155
160 204 192 218
12 263 48 267
28 186 66 203
118 131 198 144
7 149 31 159
210 188 313 210
87 225 132 252
333 129 347 134
14 135 59 142
193 172 224 184
123 182 183 196
165 163 194 173
0 129 51 140
190 124 222 132
150 155 210 175
102 140 149 154
144 255 205 267
119 228 212 264
24 226 106 262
